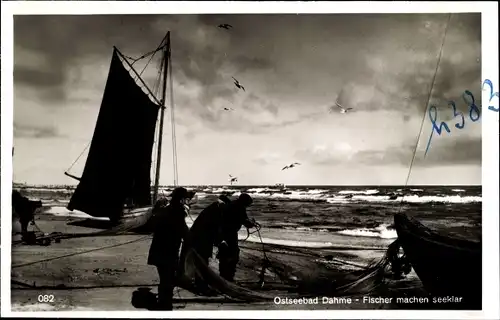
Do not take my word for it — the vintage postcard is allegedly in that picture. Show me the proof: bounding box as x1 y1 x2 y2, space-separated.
1 2 498 319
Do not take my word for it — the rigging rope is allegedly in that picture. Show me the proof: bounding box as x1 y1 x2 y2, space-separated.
12 235 151 269
66 37 168 178
65 141 91 175
137 49 160 79
151 55 166 191
168 48 179 186
397 13 452 212
123 43 167 67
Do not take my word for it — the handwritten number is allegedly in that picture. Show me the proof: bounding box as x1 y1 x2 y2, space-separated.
425 105 450 157
462 90 481 122
449 101 465 129
482 79 499 112
425 82 496 157
429 106 451 135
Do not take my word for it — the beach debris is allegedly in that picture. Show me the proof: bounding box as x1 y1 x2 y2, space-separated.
232 77 245 91
92 268 128 276
281 162 301 171
218 24 233 30
132 287 158 310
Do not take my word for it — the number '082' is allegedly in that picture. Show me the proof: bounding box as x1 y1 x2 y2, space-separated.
37 294 55 303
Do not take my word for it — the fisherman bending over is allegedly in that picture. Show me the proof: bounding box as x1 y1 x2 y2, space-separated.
12 190 42 241
147 187 196 310
217 193 257 282
182 194 232 293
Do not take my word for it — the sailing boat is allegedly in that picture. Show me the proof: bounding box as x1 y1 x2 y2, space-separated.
64 31 178 226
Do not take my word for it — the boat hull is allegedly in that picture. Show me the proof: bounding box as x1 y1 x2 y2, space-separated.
118 206 155 231
91 206 156 233
394 213 482 309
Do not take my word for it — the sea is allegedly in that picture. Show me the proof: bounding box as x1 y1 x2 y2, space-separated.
11 184 482 310
17 184 482 253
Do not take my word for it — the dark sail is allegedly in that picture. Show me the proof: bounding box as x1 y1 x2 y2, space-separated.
67 49 160 219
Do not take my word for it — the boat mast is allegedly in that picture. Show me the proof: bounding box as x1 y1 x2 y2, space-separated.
153 31 170 204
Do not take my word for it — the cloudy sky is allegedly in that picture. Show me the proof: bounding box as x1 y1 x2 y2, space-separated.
13 13 481 186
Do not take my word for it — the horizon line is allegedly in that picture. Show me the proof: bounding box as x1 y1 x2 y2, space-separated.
12 182 482 187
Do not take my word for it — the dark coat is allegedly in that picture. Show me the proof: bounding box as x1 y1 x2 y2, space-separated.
12 190 42 223
188 199 228 258
147 202 189 267
220 201 253 238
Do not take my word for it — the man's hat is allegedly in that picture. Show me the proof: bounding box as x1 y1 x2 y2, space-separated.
169 187 196 200
238 193 253 206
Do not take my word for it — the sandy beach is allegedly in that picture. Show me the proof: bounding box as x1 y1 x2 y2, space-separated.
10 215 427 311
10 183 481 312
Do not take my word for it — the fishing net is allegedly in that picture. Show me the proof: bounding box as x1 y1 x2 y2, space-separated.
177 225 391 302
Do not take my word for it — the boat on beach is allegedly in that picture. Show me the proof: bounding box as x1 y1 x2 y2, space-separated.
12 28 434 309
393 213 482 309
64 31 178 226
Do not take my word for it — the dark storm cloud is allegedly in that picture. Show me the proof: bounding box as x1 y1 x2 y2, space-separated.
14 13 481 129
14 15 164 104
14 68 64 88
232 56 275 73
14 123 60 139
417 136 482 166
295 136 481 167
342 13 480 116
356 136 481 167
425 13 482 120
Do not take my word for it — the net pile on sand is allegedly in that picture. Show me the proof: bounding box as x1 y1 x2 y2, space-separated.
178 239 390 302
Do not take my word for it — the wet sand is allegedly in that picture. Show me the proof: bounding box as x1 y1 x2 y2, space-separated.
10 215 424 311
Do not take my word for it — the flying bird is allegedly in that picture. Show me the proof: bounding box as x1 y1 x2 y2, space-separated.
223 107 234 111
333 101 353 114
281 162 301 171
229 174 238 184
232 77 245 91
218 24 233 30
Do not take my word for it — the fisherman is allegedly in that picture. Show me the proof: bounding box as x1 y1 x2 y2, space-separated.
147 187 196 310
12 190 42 240
216 193 257 282
181 194 232 294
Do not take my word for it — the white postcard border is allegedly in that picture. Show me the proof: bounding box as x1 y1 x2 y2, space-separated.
1 1 498 319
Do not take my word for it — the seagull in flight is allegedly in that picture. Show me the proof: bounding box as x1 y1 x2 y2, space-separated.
218 24 233 30
223 107 234 111
281 162 301 171
232 77 245 91
333 100 353 114
229 174 238 184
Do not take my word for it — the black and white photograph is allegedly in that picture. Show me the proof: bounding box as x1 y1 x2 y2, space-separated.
1 3 498 317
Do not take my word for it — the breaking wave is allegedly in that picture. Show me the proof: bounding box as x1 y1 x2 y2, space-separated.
23 185 481 205
240 234 384 250
194 187 481 204
336 224 397 239
327 195 482 204
338 189 379 195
